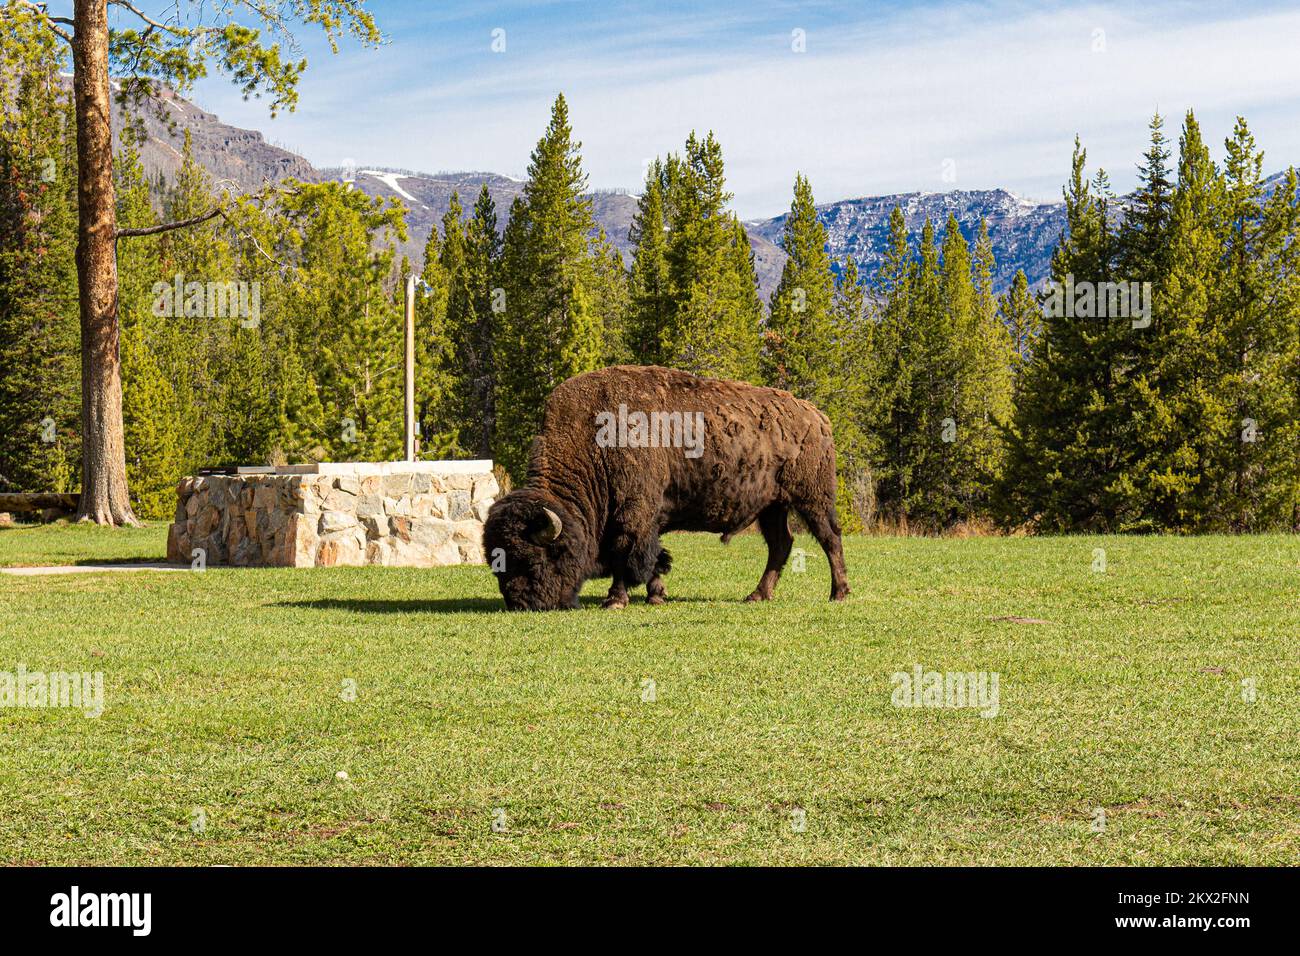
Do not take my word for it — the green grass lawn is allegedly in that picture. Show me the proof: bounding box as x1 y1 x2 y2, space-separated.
1 522 1297 865
0 520 168 567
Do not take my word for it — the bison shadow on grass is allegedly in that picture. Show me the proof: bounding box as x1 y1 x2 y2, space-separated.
273 594 721 616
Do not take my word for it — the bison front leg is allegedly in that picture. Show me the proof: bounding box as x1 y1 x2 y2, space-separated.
604 545 670 608
645 547 672 605
601 541 652 609
602 502 664 610
602 577 631 610
745 505 793 602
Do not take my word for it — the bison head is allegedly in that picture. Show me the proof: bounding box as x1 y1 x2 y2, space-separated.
483 490 588 610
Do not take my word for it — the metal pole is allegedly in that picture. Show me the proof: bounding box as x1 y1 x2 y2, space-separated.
404 273 416 462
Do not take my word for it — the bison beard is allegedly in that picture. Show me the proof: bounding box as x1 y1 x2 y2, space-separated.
484 365 850 610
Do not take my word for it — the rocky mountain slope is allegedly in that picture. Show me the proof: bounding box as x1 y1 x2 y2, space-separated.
750 188 1066 292
116 87 1294 301
105 81 321 192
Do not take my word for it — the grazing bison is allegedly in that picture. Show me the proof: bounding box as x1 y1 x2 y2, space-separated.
483 365 849 610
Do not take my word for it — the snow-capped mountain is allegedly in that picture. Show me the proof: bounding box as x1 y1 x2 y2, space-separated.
750 188 1066 292
115 87 1295 302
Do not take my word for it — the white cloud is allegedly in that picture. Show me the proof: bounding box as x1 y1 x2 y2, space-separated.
193 1 1300 217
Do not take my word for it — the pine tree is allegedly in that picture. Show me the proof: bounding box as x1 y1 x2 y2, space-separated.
495 95 609 479
884 212 1013 529
1138 111 1227 528
829 255 876 530
438 190 477 455
653 132 761 381
894 217 949 526
972 219 998 334
1121 113 1175 280
0 25 79 495
719 219 765 379
590 227 630 366
762 173 836 408
115 126 186 517
1214 120 1300 528
998 269 1041 384
225 189 311 467
280 182 408 461
870 207 915 524
121 322 186 518
411 217 458 459
999 141 1132 530
917 215 973 524
271 331 329 465
152 131 240 466
959 217 1013 517
626 160 671 365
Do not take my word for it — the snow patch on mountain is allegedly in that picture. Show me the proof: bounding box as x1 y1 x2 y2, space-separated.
361 170 422 205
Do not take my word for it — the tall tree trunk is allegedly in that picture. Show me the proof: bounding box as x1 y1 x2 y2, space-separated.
72 0 137 525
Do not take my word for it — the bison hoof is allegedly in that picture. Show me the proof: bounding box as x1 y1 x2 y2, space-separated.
601 596 629 610
744 590 770 603
830 587 850 602
646 593 666 606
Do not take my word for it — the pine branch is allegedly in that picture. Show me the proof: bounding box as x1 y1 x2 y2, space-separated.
116 205 226 238
106 0 209 37
116 181 297 241
17 0 72 25
236 227 284 268
10 1 74 44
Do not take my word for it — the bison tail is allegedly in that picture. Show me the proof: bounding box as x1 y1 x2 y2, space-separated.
655 548 673 575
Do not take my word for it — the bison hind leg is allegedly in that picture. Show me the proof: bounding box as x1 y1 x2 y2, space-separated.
794 503 850 602
745 504 793 602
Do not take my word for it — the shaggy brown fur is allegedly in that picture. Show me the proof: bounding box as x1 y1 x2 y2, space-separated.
483 365 849 610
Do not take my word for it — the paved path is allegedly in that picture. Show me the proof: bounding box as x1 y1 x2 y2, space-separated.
0 563 181 576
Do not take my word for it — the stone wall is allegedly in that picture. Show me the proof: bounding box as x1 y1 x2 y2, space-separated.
166 464 498 568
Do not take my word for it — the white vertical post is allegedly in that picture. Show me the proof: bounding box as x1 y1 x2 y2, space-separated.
404 273 416 462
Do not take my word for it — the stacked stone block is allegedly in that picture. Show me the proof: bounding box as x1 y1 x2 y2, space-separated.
166 466 498 567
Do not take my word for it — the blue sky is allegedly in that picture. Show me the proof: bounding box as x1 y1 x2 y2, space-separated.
87 0 1300 216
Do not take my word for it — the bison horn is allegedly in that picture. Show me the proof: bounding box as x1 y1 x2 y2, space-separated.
532 506 563 544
